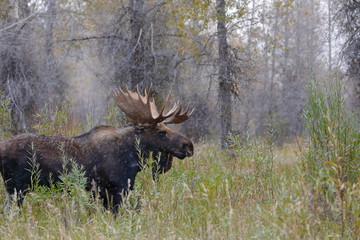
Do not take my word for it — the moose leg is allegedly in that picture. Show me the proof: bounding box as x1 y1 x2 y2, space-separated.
101 188 125 215
100 162 139 214
3 168 30 208
102 175 138 214
6 185 27 206
3 187 27 212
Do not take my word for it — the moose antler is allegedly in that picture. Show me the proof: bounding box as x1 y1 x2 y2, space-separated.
113 84 193 125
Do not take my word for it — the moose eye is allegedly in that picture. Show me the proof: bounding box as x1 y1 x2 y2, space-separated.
158 131 167 138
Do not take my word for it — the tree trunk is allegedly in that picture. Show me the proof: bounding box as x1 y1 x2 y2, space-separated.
247 0 256 54
269 3 279 118
129 0 146 89
328 0 332 74
45 0 56 95
216 0 232 148
19 0 30 18
257 0 270 135
282 5 291 138
8 0 19 19
336 0 360 109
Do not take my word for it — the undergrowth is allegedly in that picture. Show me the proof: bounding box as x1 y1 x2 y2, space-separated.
0 89 13 139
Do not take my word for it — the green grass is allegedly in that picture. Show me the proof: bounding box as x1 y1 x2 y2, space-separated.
0 141 355 239
0 81 359 239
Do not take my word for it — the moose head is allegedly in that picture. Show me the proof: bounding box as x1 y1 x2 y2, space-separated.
113 85 194 160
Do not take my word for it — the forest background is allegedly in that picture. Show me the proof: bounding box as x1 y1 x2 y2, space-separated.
1 0 358 145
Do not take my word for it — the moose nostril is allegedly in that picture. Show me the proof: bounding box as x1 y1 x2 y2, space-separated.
183 142 194 156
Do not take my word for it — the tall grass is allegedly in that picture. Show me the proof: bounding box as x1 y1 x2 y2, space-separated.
303 80 359 183
302 80 360 238
0 136 308 239
0 80 359 239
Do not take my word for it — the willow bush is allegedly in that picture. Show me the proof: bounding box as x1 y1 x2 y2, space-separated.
302 80 360 237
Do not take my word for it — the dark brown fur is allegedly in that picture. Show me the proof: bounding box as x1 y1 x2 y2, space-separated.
0 124 193 213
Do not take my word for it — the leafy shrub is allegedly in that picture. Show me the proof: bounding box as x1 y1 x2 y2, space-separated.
303 80 359 183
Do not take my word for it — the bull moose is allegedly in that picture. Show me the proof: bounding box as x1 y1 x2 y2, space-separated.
0 85 194 213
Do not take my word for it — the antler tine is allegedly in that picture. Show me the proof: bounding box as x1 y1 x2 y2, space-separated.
180 103 194 116
165 100 181 117
158 88 172 116
113 87 126 104
164 102 194 124
125 84 131 95
146 84 154 107
145 83 153 98
136 84 147 105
